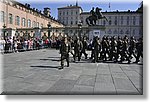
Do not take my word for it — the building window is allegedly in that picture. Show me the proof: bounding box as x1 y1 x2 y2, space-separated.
109 20 111 25
67 11 68 15
22 18 26 27
121 16 123 25
120 30 123 34
59 12 61 16
15 16 20 25
139 16 143 25
113 29 117 34
133 16 136 25
37 22 39 27
9 13 13 24
71 11 73 15
27 19 31 27
70 21 73 25
126 30 129 34
63 12 65 15
109 16 111 20
133 29 135 35
41 23 43 28
103 20 106 25
121 16 123 20
33 21 36 27
76 21 78 25
76 11 78 14
0 11 5 22
127 16 129 25
114 20 117 25
108 29 112 34
66 21 68 25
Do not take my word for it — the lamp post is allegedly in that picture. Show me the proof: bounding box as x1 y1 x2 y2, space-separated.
3 24 6 40
78 21 82 40
47 22 51 39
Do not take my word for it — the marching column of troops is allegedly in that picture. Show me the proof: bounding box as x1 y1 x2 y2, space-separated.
59 35 143 69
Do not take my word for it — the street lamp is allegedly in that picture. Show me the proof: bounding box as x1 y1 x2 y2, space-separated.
78 20 82 40
3 24 6 40
47 22 51 39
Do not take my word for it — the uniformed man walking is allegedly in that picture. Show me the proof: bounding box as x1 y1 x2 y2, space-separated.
80 37 88 59
134 37 143 63
59 37 71 70
128 36 136 63
73 37 83 62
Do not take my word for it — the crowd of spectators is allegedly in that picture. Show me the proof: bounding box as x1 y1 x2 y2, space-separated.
0 36 57 54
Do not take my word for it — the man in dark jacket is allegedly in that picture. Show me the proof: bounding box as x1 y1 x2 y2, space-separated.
80 37 88 59
73 37 83 62
59 37 71 69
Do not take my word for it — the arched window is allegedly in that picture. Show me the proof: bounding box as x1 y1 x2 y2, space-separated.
103 20 106 25
108 29 112 34
109 20 111 25
27 19 31 27
113 29 117 34
126 30 129 34
120 30 123 34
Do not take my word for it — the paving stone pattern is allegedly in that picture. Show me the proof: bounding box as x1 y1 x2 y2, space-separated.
1 49 143 95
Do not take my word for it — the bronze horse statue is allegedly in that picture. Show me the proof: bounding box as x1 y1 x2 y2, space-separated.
86 7 108 26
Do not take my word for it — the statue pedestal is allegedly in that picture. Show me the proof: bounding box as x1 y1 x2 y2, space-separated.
88 25 106 40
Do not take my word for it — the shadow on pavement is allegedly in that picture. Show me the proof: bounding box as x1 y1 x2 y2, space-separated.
39 59 60 61
30 65 60 69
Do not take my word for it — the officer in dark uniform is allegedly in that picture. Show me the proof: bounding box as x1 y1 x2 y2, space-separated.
101 36 109 61
134 37 143 63
117 36 123 62
120 35 129 62
128 36 136 63
109 36 118 62
59 37 71 69
92 36 100 63
80 37 88 59
73 37 83 62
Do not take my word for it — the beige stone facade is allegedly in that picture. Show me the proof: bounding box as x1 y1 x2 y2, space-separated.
0 0 64 39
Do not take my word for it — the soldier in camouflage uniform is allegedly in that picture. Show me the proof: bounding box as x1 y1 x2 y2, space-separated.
92 36 100 63
134 37 143 63
73 37 83 62
128 36 136 63
109 36 118 62
80 37 88 59
59 37 71 69
120 35 129 62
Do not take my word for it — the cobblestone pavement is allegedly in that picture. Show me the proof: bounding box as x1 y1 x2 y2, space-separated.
1 49 143 95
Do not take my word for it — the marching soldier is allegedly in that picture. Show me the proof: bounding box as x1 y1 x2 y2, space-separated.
109 36 118 62
101 36 109 61
120 35 129 62
135 37 143 63
128 36 136 63
92 36 100 63
80 37 88 59
117 36 123 61
73 37 83 62
59 37 71 70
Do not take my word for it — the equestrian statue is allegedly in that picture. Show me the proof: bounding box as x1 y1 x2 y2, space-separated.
86 7 108 26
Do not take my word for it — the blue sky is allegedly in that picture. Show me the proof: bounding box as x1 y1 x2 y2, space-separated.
16 0 143 19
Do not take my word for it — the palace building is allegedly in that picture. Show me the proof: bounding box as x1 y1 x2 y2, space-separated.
58 2 143 39
0 0 143 40
0 0 64 39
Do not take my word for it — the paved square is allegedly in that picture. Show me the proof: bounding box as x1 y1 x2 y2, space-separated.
1 49 143 95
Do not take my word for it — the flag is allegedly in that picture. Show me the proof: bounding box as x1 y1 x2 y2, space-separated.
109 2 110 8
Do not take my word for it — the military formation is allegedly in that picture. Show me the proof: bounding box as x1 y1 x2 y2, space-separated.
59 35 143 70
